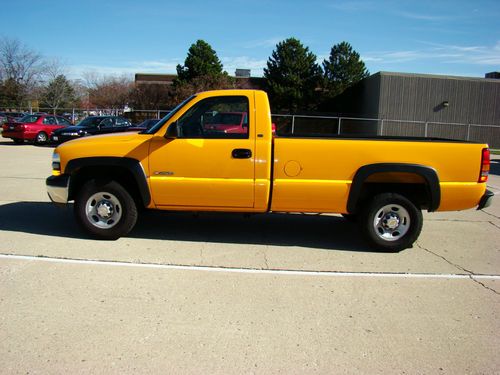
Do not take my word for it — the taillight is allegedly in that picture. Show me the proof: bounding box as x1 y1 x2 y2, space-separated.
479 148 490 183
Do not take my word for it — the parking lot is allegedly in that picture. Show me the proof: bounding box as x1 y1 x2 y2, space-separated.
0 141 499 374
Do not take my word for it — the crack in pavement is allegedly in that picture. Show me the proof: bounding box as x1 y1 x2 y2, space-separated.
416 242 499 296
482 210 500 220
262 248 270 269
470 277 500 296
488 221 500 230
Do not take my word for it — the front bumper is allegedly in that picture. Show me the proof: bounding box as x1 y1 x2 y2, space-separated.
51 134 81 143
46 174 70 204
477 189 494 210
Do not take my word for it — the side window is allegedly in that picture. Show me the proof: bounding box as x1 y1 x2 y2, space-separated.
177 96 249 139
100 118 114 128
57 117 71 126
43 116 57 125
115 117 130 127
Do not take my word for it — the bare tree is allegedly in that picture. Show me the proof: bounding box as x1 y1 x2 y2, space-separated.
82 72 133 111
44 57 67 80
0 37 46 103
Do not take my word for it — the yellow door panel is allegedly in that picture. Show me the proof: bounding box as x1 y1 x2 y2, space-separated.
149 138 255 208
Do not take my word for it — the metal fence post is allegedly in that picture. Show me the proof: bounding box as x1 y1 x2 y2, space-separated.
338 118 342 135
380 119 384 136
425 122 428 137
291 115 295 135
467 124 471 141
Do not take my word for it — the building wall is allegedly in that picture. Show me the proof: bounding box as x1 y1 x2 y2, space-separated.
354 72 500 147
377 72 500 125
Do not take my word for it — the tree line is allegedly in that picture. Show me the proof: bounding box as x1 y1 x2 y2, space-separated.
0 36 369 114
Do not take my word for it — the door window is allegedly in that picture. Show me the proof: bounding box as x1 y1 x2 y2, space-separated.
56 117 71 126
99 118 114 128
115 117 130 127
43 116 57 125
177 96 249 139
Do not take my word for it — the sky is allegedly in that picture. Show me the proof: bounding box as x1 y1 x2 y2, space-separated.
1 0 499 80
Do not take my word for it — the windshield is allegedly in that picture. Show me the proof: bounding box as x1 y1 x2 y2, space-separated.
77 117 106 127
144 95 196 134
19 115 41 123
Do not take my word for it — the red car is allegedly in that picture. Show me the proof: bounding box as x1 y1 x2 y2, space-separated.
2 114 72 145
204 112 248 134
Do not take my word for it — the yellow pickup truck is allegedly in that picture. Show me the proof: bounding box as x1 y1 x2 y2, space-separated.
46 89 493 251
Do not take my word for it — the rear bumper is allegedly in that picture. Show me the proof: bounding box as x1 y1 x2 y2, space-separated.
2 130 30 140
46 174 70 204
477 189 494 210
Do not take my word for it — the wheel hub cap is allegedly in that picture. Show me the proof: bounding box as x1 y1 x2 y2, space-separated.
96 201 114 219
373 204 411 242
85 192 122 229
383 213 400 230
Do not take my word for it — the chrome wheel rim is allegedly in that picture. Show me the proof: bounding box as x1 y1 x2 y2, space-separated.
373 204 410 241
85 191 122 229
37 133 47 142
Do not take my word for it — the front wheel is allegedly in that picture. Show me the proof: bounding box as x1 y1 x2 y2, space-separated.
74 180 138 240
359 193 423 252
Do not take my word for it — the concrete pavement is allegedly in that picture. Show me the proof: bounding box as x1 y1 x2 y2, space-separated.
0 142 499 374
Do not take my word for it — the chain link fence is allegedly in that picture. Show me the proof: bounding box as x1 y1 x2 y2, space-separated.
2 105 499 148
272 114 500 148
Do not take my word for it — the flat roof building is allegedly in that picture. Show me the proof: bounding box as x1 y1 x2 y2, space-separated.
335 71 500 147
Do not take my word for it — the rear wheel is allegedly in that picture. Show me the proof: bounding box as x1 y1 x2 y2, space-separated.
35 131 48 145
359 193 423 252
74 179 138 240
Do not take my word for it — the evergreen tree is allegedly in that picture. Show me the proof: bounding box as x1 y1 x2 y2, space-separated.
323 41 369 98
176 40 224 82
263 38 322 111
40 75 76 112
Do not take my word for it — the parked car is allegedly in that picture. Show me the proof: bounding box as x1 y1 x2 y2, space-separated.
0 112 26 126
129 119 159 131
51 116 133 144
203 112 248 134
2 114 72 145
62 112 79 123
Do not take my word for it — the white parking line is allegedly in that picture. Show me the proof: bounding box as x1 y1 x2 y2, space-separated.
1 253 499 280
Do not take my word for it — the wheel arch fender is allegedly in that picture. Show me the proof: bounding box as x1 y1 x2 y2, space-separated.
65 157 151 207
347 163 440 213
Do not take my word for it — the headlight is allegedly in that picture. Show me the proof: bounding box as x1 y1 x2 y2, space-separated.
52 152 61 171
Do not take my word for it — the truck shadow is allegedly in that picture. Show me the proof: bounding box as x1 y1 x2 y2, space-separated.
0 201 376 252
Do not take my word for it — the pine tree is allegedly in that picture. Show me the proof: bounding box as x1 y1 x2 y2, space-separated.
176 40 224 82
40 75 76 112
263 38 322 111
323 42 369 98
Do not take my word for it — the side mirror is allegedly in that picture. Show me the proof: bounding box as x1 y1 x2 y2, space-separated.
165 122 178 139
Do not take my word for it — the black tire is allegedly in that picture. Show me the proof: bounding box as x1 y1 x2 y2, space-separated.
341 213 358 223
13 138 24 144
359 193 423 252
35 131 48 145
74 179 138 240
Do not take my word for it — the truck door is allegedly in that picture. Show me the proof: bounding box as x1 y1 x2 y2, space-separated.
148 95 255 208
